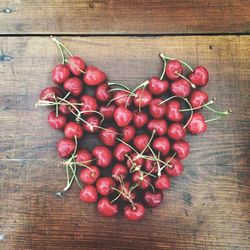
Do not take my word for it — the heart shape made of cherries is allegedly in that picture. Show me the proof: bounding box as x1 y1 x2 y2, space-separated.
36 37 231 221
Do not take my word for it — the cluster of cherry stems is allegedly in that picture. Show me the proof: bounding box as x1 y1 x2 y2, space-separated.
36 37 230 221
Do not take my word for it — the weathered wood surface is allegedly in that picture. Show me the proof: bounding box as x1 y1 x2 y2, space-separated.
0 0 250 34
0 36 249 249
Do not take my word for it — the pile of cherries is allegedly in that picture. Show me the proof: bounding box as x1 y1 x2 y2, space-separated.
37 37 230 221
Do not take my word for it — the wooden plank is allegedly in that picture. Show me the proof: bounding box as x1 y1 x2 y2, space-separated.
0 0 250 34
0 36 249 249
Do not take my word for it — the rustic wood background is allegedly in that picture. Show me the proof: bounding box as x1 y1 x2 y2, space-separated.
0 1 249 250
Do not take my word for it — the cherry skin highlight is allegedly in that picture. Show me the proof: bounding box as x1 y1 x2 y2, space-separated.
82 115 100 133
133 111 148 128
154 174 171 190
167 123 186 140
92 146 112 168
187 113 207 134
83 66 106 86
172 140 190 160
64 121 83 139
165 156 183 177
48 111 66 130
121 125 136 142
57 138 76 158
79 166 100 185
114 143 133 162
189 90 209 109
149 98 166 119
124 203 145 221
94 82 112 103
152 137 170 156
170 79 191 97
165 60 183 80
112 163 128 181
143 190 163 208
52 64 70 84
188 66 209 87
67 56 85 76
97 197 118 217
99 104 116 120
148 76 169 96
147 119 167 136
133 88 152 108
79 185 98 203
40 87 62 101
113 106 133 127
165 100 184 122
96 177 115 196
76 149 92 166
99 126 118 147
80 95 98 115
133 134 150 152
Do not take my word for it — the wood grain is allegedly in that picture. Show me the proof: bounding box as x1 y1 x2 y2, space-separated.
0 0 250 35
0 36 249 249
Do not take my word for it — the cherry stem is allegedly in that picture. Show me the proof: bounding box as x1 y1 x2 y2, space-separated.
180 99 215 112
51 36 73 57
138 85 146 112
160 56 167 80
148 146 161 177
64 58 85 74
160 53 194 72
140 130 156 155
177 73 196 89
53 38 65 64
78 110 105 124
205 105 232 116
205 109 232 123
107 94 133 106
160 153 176 172
109 88 131 93
108 82 131 91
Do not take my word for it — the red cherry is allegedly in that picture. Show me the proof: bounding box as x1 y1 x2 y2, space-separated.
82 115 100 133
121 125 136 142
64 121 83 139
59 97 78 115
113 90 132 107
165 100 184 122
97 197 118 217
76 149 92 166
187 113 207 134
96 177 115 196
132 171 151 190
147 119 167 136
79 166 100 184
133 111 148 128
143 190 163 208
133 134 150 152
113 106 133 127
152 137 170 156
167 123 186 140
99 126 118 147
48 111 66 130
99 105 116 120
147 76 169 95
52 64 70 84
124 203 145 221
165 60 183 80
114 143 132 162
57 138 76 158
133 89 152 108
171 79 191 97
40 87 62 101
83 66 106 86
172 140 190 160
149 98 166 118
80 95 98 115
144 154 159 174
79 185 98 203
154 174 171 190
112 163 128 181
63 77 83 96
188 66 209 87
126 153 144 170
94 83 112 103
67 56 85 76
189 90 209 109
165 156 183 176
118 181 136 202
92 146 112 168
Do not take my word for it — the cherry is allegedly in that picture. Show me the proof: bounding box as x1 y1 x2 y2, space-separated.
121 125 136 142
63 77 83 96
113 106 133 127
83 66 106 86
82 115 100 133
79 185 98 203
52 64 70 84
99 126 118 147
57 138 76 158
92 146 112 168
79 165 100 184
132 171 151 190
99 104 116 120
147 119 167 136
144 154 159 174
133 134 150 152
170 79 191 97
40 87 62 101
133 88 152 108
165 156 183 176
172 140 190 160
94 83 112 103
67 56 85 76
167 123 186 140
76 149 92 166
165 60 183 80
189 90 209 109
97 197 118 217
124 203 145 221
118 181 136 202
152 137 170 156
143 190 163 208
133 110 148 128
126 153 144 170
187 113 207 134
112 163 128 181
154 174 170 190
165 100 184 122
149 98 166 119
188 66 209 87
147 76 169 96
59 97 78 115
64 121 83 139
48 111 66 130
113 90 132 107
96 177 115 196
114 143 132 162
80 95 98 115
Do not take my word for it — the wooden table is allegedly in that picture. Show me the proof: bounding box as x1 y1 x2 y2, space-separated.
0 1 249 249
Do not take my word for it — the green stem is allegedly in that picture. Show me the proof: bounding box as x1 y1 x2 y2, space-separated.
51 36 73 57
108 82 131 91
205 105 232 116
177 73 196 89
160 57 167 80
180 99 215 112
